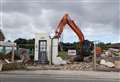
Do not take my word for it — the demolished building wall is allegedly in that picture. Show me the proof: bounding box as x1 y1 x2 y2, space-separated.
0 29 5 41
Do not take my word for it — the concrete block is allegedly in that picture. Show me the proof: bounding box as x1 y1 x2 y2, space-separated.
115 61 120 69
0 63 3 71
100 59 115 68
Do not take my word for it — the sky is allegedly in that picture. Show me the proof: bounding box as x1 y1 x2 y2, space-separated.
0 0 120 43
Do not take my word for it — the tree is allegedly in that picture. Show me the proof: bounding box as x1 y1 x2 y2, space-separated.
14 38 35 49
14 38 27 44
96 42 111 50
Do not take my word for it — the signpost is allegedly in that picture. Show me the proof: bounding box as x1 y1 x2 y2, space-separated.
68 50 76 56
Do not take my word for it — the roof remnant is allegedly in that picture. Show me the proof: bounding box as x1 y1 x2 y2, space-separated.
111 43 120 49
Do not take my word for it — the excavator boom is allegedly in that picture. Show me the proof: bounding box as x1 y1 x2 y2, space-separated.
54 14 85 61
55 14 84 44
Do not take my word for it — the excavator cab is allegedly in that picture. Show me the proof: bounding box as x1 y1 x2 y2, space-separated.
74 40 93 61
83 40 94 56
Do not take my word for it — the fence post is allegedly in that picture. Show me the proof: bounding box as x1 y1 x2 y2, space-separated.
93 41 96 70
11 45 15 62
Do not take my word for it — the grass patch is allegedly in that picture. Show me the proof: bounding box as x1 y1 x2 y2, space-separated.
58 51 68 60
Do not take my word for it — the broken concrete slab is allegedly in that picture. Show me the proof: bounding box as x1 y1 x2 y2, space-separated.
105 61 115 68
0 60 3 71
2 62 26 71
0 63 3 71
52 57 67 65
4 59 11 63
100 59 115 68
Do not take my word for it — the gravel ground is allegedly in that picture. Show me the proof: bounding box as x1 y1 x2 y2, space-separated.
27 62 94 71
63 62 93 71
27 62 120 72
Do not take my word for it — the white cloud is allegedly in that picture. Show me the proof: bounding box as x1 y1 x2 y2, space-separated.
83 23 115 36
2 12 32 29
0 0 119 43
1 9 62 41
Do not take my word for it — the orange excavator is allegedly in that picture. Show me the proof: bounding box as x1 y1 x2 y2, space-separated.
54 14 84 45
54 14 93 61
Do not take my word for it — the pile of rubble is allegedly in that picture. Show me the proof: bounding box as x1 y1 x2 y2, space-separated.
0 59 26 71
96 48 120 71
27 48 120 71
0 48 31 71
63 48 120 71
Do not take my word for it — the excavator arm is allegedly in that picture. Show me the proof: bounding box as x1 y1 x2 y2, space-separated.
55 14 84 44
54 14 85 61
